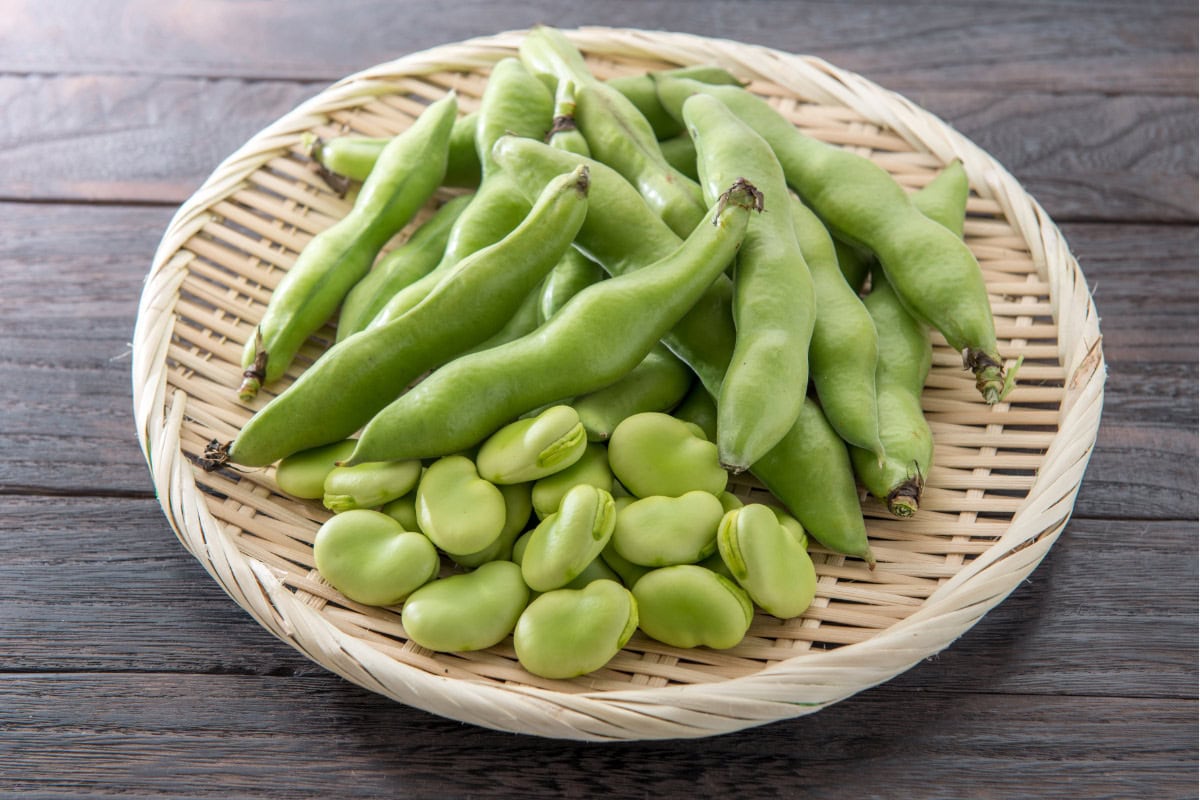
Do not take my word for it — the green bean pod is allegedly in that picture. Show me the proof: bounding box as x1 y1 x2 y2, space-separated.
218 166 590 468
519 26 707 237
790 195 884 460
365 58 554 330
336 193 471 342
683 92 815 472
237 92 458 400
306 111 481 189
850 269 934 517
654 76 1014 403
841 161 970 516
343 180 758 465
459 278 544 356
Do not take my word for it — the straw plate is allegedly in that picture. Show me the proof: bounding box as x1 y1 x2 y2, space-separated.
132 27 1105 741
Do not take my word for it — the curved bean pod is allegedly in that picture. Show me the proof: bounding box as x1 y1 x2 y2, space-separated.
306 111 481 189
654 76 1013 403
237 92 458 400
537 248 605 323
216 166 590 468
789 195 884 460
683 91 815 472
519 26 707 237
608 64 744 139
336 193 471 342
343 180 758 465
491 136 736 398
849 269 934 517
845 160 971 516
365 58 554 329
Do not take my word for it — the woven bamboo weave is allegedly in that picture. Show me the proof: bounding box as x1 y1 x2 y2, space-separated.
131 27 1105 741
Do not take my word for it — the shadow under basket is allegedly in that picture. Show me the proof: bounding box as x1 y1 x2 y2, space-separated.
131 27 1106 741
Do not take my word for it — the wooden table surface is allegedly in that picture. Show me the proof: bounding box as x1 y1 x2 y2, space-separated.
3 1 1196 796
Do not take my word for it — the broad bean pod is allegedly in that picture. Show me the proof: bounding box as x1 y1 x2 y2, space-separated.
305 111 482 190
342 180 758 465
336 193 471 342
654 76 1015 403
491 136 736 399
519 26 707 237
237 92 458 400
212 166 590 468
497 136 871 562
849 268 934 517
789 195 884 460
365 58 554 330
846 160 971 516
683 92 815 471
607 64 744 139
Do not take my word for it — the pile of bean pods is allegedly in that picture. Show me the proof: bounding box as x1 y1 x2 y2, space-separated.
202 26 1019 679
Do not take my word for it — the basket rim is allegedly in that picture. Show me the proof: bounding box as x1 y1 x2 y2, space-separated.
131 26 1107 741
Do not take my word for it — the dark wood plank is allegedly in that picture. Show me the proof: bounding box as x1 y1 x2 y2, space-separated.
2 0 1195 96
2 673 1195 798
0 203 173 496
2 75 1194 223
3 496 1195 700
0 75 323 205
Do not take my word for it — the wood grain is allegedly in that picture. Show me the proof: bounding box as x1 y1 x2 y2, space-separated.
1 0 1194 791
2 675 1195 798
4 0 1195 95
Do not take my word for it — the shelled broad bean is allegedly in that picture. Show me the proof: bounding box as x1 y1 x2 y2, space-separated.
204 28 1008 680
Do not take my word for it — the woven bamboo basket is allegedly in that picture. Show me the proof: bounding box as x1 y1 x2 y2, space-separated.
131 27 1105 741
